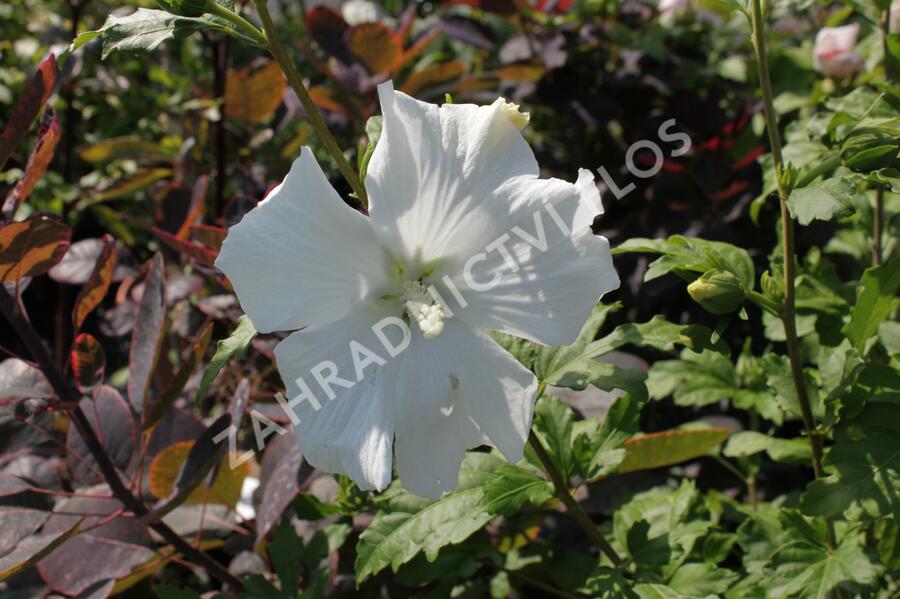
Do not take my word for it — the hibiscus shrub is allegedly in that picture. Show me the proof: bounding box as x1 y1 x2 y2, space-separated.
0 0 898 597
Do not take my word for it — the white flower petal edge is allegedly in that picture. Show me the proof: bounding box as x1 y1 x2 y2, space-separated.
366 81 539 274
275 306 398 491
215 149 393 333
387 320 538 498
440 169 620 346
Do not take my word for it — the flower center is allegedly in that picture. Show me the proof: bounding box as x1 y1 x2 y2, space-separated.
401 281 446 340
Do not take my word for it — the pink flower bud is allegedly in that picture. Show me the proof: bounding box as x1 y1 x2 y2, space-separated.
813 24 863 79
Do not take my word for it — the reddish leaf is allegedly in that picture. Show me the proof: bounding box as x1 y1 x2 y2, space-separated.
306 6 350 59
0 213 71 284
70 333 105 393
143 321 214 430
127 253 167 415
72 234 117 331
0 517 82 583
224 61 286 124
37 493 153 595
0 508 49 555
346 22 404 74
189 224 227 253
66 386 138 484
0 473 32 496
256 432 309 540
175 175 208 240
0 54 57 170
153 227 218 267
400 61 466 95
229 377 251 429
49 237 134 284
2 107 61 219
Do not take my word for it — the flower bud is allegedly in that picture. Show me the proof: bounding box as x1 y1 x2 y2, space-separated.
813 24 863 79
760 269 784 303
840 126 900 172
157 0 210 17
687 270 746 314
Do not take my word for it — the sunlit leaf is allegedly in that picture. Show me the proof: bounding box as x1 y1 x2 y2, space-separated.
224 60 286 124
72 234 117 331
0 213 71 284
0 54 56 170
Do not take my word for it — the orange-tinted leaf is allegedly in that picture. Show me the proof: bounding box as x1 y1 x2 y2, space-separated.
149 440 251 508
401 27 442 67
72 234 116 331
0 213 71 284
189 224 227 253
70 333 105 393
224 60 286 124
617 428 731 474
153 227 217 267
497 62 546 83
80 136 173 164
0 54 56 170
400 61 466 95
174 175 208 240
127 253 166 415
457 74 501 93
346 22 403 74
308 86 347 114
2 108 61 219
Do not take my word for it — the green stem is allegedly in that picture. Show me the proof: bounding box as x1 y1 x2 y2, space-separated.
874 186 884 266
252 0 369 207
750 0 834 549
205 1 267 46
748 290 781 316
528 386 624 567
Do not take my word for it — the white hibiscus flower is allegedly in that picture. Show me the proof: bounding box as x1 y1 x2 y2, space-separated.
216 82 619 498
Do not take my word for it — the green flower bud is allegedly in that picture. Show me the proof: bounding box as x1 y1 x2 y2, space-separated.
687 270 746 315
840 126 900 172
157 0 210 17
760 269 784 303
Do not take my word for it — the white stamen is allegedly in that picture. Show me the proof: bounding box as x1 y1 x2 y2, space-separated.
402 281 447 340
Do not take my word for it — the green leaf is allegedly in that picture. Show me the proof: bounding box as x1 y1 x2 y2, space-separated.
354 453 505 582
481 464 553 516
574 394 642 480
842 254 900 353
724 431 812 465
627 520 671 566
269 516 302 596
614 235 754 289
787 177 857 225
617 428 731 474
530 396 576 478
195 315 257 405
535 306 723 404
648 350 738 407
801 397 900 519
769 542 882 599
69 8 232 59
666 562 738 595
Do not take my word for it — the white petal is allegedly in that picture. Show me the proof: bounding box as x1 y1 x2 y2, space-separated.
440 169 620 346
388 320 538 498
274 306 398 491
216 148 393 333
366 81 539 274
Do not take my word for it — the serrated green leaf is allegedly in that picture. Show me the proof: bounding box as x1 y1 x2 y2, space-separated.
195 315 257 405
801 398 900 519
787 177 857 225
481 464 553 516
614 235 754 289
842 254 900 353
354 453 505 582
70 8 232 59
648 350 738 407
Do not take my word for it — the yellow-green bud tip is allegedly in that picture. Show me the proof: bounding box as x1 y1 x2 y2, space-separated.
498 99 530 131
